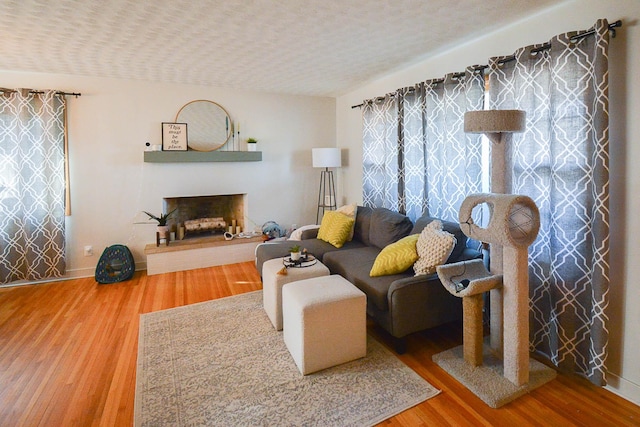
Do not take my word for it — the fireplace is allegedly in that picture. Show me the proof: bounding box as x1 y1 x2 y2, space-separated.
162 194 246 239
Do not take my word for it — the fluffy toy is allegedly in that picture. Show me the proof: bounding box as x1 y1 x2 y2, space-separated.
262 221 286 240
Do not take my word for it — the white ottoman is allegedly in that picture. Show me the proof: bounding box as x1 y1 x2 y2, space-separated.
262 257 330 330
282 275 367 375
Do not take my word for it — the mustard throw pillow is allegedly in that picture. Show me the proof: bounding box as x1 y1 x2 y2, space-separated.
370 234 420 277
317 211 355 248
414 220 456 276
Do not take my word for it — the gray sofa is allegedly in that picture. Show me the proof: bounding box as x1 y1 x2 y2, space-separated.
255 206 482 353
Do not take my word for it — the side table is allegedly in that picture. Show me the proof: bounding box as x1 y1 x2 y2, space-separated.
262 257 330 330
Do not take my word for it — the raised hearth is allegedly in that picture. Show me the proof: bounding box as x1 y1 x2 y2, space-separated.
145 193 257 275
144 234 263 275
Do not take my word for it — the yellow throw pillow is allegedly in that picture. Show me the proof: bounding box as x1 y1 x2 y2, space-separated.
317 211 355 248
370 234 420 277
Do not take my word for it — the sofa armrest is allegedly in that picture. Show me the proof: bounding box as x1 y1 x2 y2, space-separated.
301 228 319 240
458 247 483 262
388 273 439 295
385 273 462 337
387 248 481 301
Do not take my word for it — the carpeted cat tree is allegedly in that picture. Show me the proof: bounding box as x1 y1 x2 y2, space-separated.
443 193 539 383
433 109 556 408
434 193 556 407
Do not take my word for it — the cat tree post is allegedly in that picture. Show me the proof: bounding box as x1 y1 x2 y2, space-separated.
503 246 530 385
464 109 526 357
438 259 503 367
463 294 484 366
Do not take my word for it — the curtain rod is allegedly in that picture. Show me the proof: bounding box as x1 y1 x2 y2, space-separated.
350 65 487 109
352 19 622 109
497 19 622 65
0 88 82 98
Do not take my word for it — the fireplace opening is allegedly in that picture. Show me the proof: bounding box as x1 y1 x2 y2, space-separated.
163 194 246 240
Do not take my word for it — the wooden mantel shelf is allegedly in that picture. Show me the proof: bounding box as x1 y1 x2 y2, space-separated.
144 151 262 163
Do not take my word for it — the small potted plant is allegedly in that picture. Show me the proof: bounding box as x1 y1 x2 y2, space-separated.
246 137 258 152
144 208 177 240
289 244 301 261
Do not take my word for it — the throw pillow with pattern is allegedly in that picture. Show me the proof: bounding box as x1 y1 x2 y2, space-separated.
414 220 456 276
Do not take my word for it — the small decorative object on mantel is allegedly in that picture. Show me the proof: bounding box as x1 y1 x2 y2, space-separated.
246 137 258 152
145 141 162 152
175 100 231 152
162 123 188 151
144 208 177 246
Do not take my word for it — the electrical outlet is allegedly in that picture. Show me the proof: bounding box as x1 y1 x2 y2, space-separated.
83 245 93 257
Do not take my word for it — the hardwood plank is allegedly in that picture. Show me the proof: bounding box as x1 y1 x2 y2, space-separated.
0 262 638 426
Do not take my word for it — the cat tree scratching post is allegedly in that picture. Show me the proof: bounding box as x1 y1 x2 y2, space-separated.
438 258 502 366
464 109 526 357
438 193 539 386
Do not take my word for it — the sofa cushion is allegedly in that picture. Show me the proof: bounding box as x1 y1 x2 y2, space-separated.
370 234 419 277
323 246 407 312
322 246 379 285
411 215 467 262
317 211 355 248
414 220 456 275
353 206 373 245
369 208 413 249
354 278 414 313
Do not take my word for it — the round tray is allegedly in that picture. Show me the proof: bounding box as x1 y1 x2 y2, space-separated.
283 254 317 268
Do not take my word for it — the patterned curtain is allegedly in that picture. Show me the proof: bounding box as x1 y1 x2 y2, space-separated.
362 69 484 222
362 94 399 211
0 90 67 284
421 70 484 222
488 19 610 385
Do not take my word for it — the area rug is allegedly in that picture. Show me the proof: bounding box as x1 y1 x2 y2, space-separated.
433 340 557 408
135 290 440 426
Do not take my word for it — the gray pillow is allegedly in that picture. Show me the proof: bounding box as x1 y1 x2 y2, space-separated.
368 208 413 249
353 206 373 245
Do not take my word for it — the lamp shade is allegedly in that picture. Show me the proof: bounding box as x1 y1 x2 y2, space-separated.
464 110 526 134
312 148 341 168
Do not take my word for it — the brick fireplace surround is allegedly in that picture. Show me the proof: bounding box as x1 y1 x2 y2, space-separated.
144 194 263 275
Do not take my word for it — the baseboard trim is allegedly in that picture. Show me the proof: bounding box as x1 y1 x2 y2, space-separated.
605 372 640 406
0 260 148 288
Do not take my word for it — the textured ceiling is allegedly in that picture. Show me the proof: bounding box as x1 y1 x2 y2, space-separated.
0 0 560 97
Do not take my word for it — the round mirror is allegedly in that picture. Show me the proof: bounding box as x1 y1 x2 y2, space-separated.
175 100 232 151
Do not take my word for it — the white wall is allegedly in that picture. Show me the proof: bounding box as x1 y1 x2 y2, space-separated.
336 0 640 406
0 71 335 277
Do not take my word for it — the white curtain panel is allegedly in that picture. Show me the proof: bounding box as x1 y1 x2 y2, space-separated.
488 19 611 386
0 90 66 284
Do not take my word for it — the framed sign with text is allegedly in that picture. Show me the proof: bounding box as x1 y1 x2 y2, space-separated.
162 122 188 151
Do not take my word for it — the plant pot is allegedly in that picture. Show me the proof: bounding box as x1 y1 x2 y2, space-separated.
290 251 301 261
157 225 170 239
247 143 257 152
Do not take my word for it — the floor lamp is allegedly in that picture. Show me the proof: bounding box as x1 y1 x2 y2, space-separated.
312 148 341 224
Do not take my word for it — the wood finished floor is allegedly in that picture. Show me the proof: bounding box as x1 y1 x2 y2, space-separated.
0 262 638 426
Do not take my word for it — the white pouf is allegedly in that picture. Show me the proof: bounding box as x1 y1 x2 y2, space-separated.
282 275 367 375
262 257 330 330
